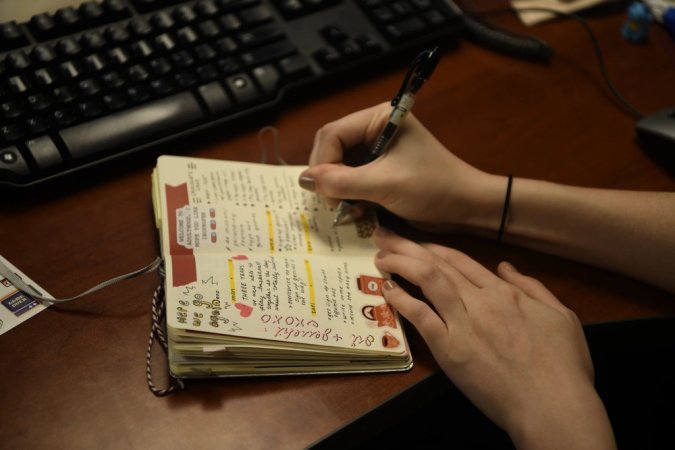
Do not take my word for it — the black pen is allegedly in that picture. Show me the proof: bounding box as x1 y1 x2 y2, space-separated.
332 46 441 227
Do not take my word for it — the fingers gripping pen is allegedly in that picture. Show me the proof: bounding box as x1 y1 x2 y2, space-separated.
332 46 441 227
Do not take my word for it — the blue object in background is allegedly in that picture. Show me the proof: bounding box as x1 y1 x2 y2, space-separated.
663 7 675 38
622 1 653 42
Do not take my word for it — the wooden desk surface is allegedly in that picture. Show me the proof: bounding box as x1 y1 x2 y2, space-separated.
2 3 674 449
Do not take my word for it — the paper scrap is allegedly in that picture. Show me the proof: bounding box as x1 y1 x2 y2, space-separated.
511 0 611 26
0 255 50 336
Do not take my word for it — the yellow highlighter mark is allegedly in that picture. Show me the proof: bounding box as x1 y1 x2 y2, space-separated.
266 210 275 252
304 259 316 316
228 258 236 304
300 213 312 253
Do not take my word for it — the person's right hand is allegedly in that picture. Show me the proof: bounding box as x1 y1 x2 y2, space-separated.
298 103 507 234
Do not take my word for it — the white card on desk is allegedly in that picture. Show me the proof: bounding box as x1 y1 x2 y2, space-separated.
0 255 50 336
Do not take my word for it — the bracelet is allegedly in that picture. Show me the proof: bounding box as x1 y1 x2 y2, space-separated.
497 174 513 242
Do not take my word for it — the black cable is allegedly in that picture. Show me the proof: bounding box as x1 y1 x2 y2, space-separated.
476 7 645 120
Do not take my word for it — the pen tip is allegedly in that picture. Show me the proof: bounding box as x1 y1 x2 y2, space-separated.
332 215 341 228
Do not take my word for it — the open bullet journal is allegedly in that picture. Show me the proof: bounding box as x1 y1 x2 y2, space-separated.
151 155 412 377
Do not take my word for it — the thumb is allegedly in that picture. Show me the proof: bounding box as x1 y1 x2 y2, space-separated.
299 163 380 203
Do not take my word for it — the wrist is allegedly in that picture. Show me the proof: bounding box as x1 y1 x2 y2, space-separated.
507 382 616 450
457 173 513 239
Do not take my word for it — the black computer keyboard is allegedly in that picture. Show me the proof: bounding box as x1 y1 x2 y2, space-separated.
0 0 461 188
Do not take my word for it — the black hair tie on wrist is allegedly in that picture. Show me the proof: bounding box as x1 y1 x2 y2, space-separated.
497 174 513 242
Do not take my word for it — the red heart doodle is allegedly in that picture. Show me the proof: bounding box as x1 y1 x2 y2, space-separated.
235 303 253 317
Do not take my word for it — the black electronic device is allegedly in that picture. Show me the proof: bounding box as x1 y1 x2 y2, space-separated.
636 108 675 154
0 0 465 188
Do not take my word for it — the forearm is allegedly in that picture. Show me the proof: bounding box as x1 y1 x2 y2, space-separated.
461 175 675 293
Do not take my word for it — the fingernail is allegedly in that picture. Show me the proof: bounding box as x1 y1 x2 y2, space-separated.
501 261 518 273
383 280 397 290
299 176 315 191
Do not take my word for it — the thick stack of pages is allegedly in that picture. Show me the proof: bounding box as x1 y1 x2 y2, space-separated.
152 155 412 377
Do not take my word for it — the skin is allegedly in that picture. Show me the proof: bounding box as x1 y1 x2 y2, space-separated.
298 102 675 448
300 103 675 294
373 228 615 450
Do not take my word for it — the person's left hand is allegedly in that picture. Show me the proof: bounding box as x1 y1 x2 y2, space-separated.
372 227 616 450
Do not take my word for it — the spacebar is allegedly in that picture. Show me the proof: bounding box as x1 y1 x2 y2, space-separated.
60 93 205 159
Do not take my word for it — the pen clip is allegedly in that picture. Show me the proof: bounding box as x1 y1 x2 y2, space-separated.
391 46 440 107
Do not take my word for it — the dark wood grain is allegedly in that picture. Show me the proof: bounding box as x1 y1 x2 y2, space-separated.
1 4 674 449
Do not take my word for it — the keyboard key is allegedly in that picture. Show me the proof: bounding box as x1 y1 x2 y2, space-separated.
240 40 295 66
131 39 155 58
59 61 82 80
53 108 78 126
103 0 131 20
251 64 280 95
1 123 25 142
128 17 153 36
196 64 219 81
60 92 204 158
79 78 103 96
80 31 107 50
79 2 106 23
149 57 173 75
239 6 273 25
127 65 149 82
150 12 175 30
31 45 58 65
77 100 106 118
55 7 82 30
0 21 29 51
151 77 177 95
26 135 62 169
278 54 312 81
216 57 240 74
0 146 30 177
385 17 426 41
103 70 127 88
83 54 107 72
197 81 232 114
219 14 242 32
225 73 259 104
29 13 58 39
26 93 53 111
53 86 79 104
173 5 198 23
176 26 200 45
126 85 151 102
56 38 83 58
197 20 221 39
313 47 341 68
154 33 177 52
106 24 131 44
6 51 32 71
175 71 199 87
7 75 30 94
26 116 52 134
33 67 59 86
102 92 129 110
194 43 217 60
1 100 26 119
195 0 219 17
108 47 131 65
237 23 284 47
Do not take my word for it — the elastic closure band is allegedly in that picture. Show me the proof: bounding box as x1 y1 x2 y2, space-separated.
497 175 513 242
